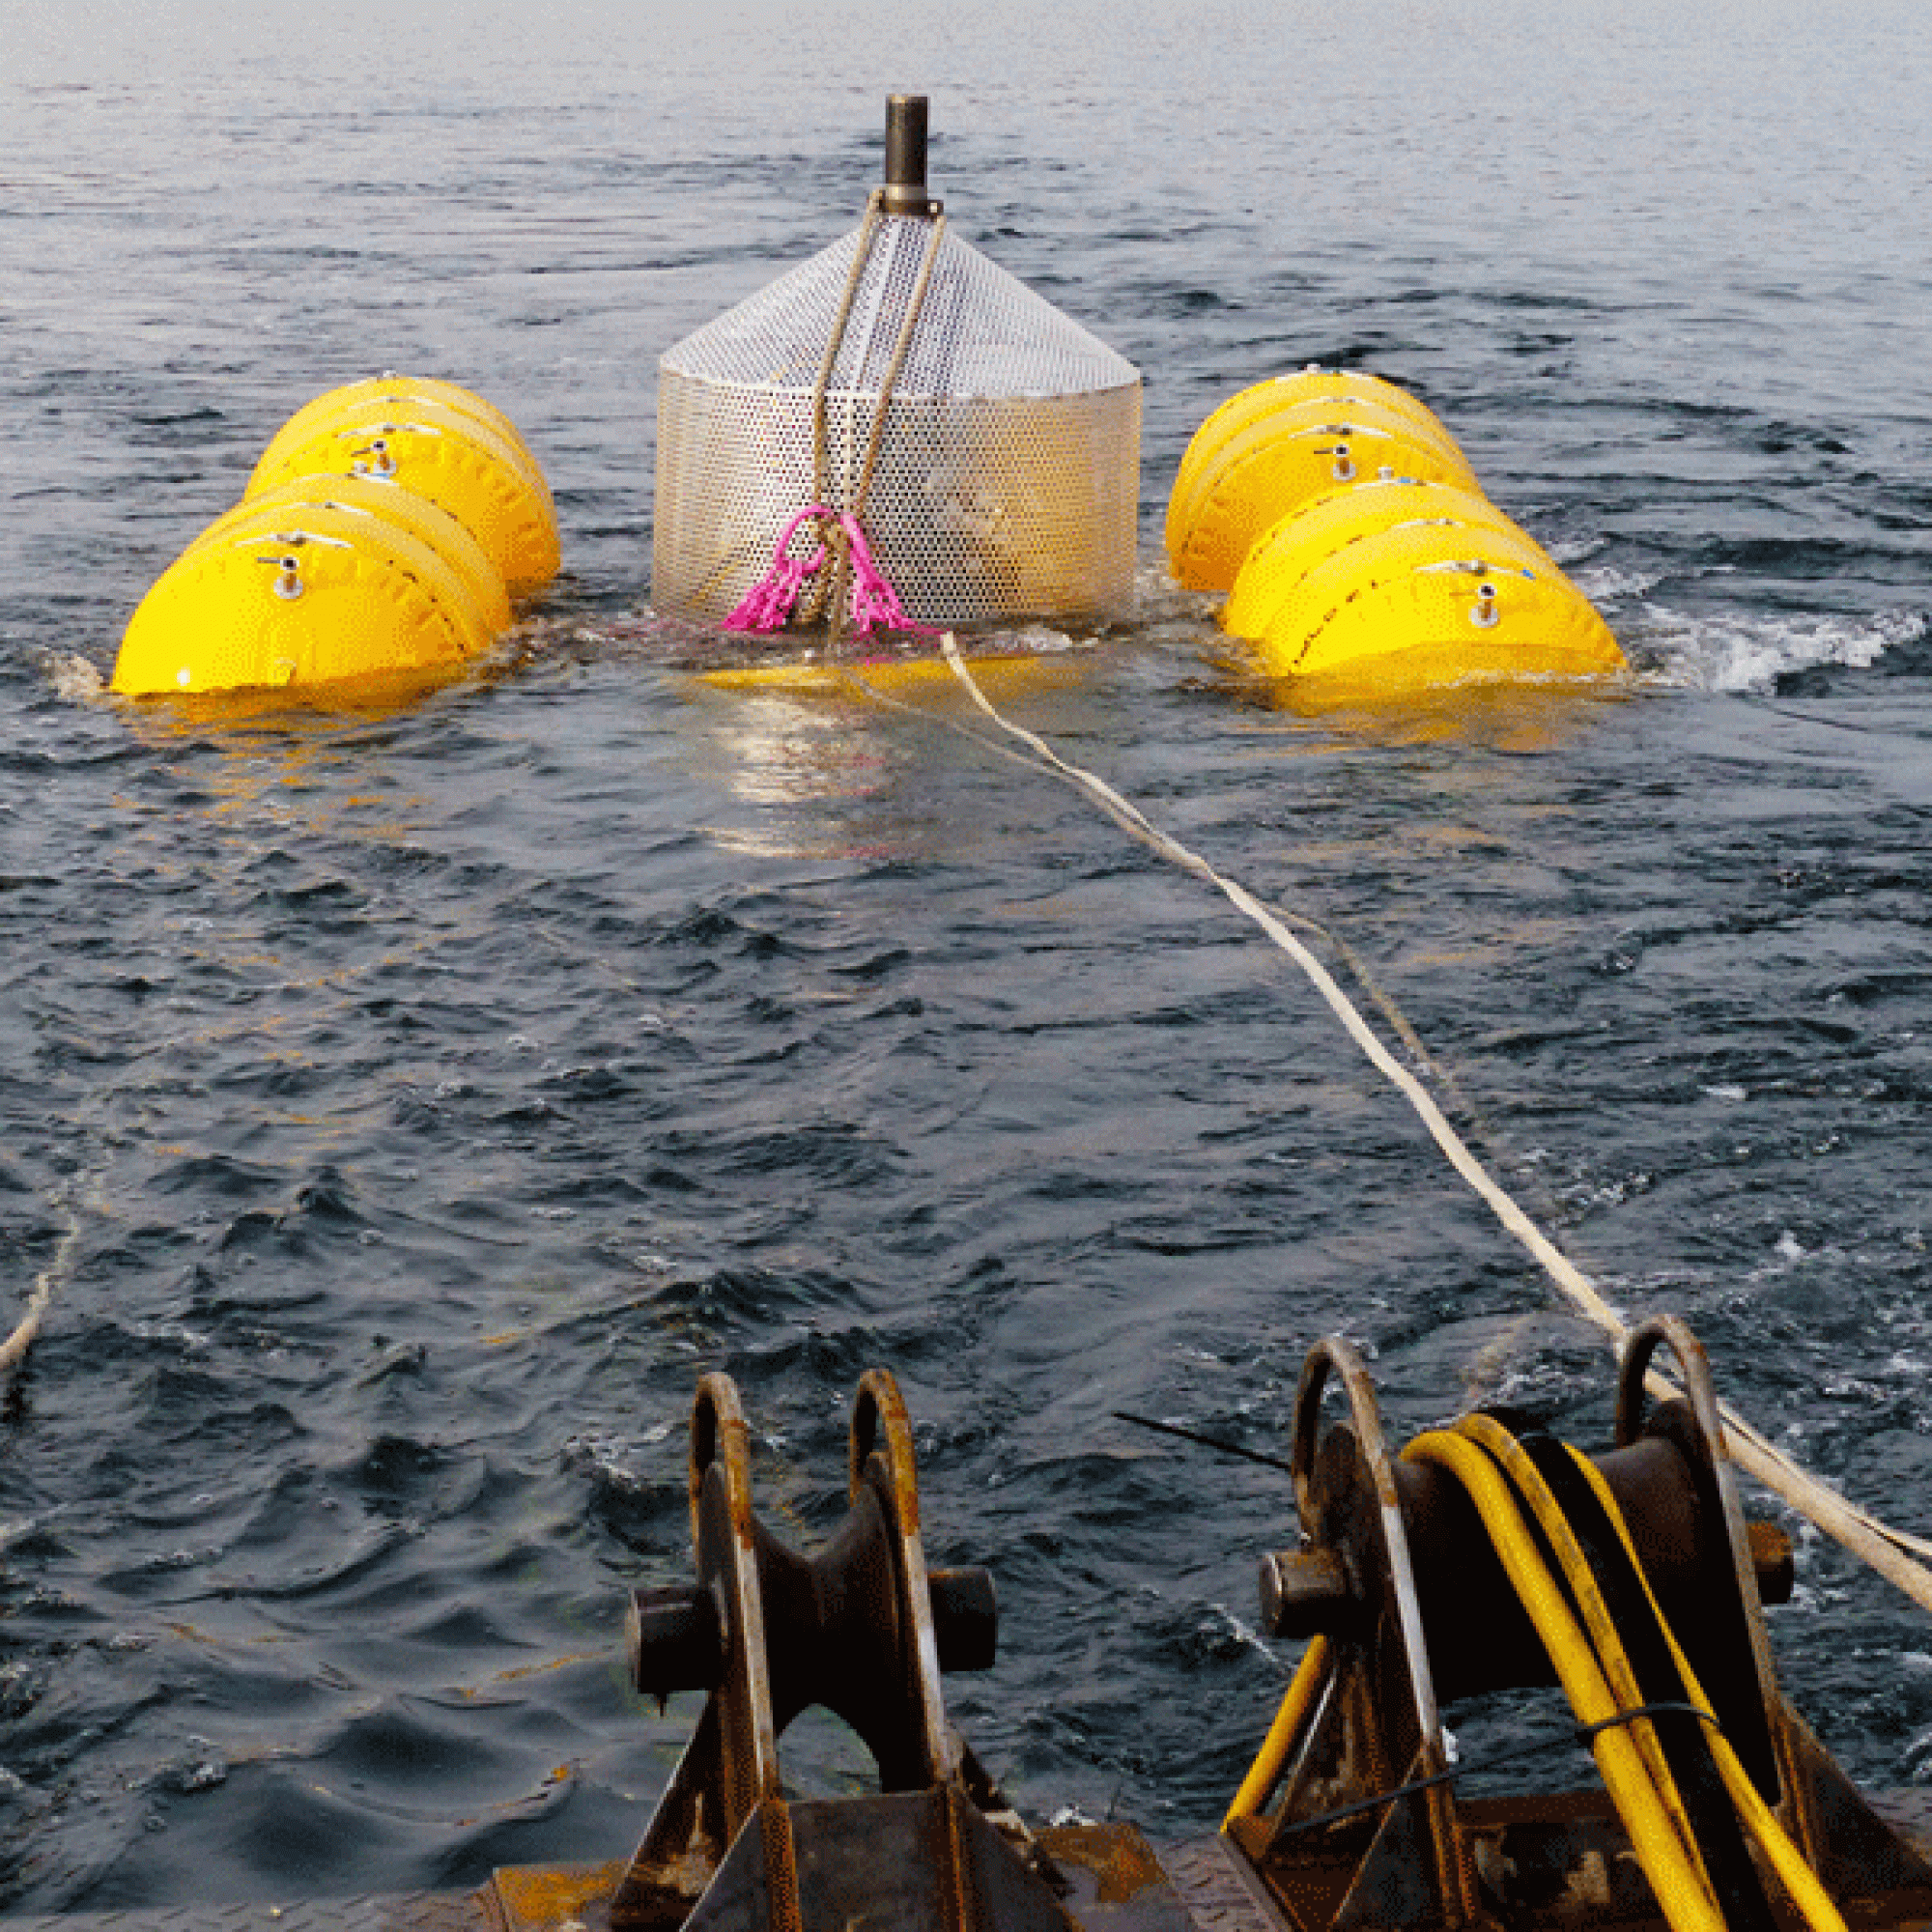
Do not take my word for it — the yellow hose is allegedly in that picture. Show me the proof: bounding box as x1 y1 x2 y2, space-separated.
1405 1431 1727 1932
1224 1633 1331 1829
1558 1445 1846 1932
1455 1413 1709 1880
1452 1416 1841 1932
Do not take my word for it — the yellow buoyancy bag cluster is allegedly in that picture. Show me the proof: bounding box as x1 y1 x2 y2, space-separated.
1166 368 1624 695
112 376 559 700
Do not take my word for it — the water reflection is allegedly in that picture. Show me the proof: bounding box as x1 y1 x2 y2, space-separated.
683 639 1102 859
112 667 470 743
99 668 496 857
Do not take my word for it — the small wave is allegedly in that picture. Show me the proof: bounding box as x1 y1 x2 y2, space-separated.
1633 604 1924 693
1570 562 1663 604
43 654 106 703
1542 533 1607 570
1000 621 1088 656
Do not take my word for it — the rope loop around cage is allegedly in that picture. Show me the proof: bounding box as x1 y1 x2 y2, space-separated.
724 195 948 644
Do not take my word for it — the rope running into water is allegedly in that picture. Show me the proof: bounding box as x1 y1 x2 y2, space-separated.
0 1175 93 1376
0 1275 55 1376
867 638 1932 1617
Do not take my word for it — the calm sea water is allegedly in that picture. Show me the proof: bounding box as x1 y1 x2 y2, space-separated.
5 0 1932 1911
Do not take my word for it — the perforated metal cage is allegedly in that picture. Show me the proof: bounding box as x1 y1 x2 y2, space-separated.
652 215 1142 629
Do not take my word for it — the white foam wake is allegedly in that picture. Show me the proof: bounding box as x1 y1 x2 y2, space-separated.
1628 604 1923 693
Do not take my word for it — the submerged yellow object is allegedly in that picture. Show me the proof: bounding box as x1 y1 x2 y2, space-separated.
247 398 559 595
1235 516 1625 688
1167 401 1481 593
1224 477 1557 643
1169 367 1455 535
698 648 1069 698
193 472 512 632
112 510 494 698
253 375 553 512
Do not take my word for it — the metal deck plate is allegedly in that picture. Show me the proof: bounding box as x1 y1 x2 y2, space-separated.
1158 1835 1293 1932
0 1892 496 1932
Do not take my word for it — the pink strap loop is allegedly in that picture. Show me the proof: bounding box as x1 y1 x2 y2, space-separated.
723 507 934 639
841 516 932 635
721 506 828 634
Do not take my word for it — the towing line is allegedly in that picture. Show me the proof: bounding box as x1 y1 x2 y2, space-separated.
829 636 1932 1615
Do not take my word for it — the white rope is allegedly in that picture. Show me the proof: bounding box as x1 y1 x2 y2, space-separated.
915 636 1932 1616
0 1186 85 1374
0 1278 54 1375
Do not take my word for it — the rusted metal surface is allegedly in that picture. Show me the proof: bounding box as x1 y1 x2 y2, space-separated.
0 1894 497 1932
1617 1316 1794 1816
490 1861 629 1932
606 1373 782 1927
1290 1339 1470 1928
1033 1825 1198 1931
608 1785 1080 1931
1258 1548 1351 1642
841 1367 959 1788
1158 1836 1294 1932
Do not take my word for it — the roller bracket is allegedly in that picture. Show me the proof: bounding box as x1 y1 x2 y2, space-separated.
628 1582 724 1699
1222 1320 1932 1932
607 1370 1071 1932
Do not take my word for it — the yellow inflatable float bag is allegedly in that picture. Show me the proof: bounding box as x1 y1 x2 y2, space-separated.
252 376 554 513
1170 368 1455 535
193 472 512 633
171 498 497 646
1168 402 1482 593
1242 517 1624 688
246 398 559 596
112 505 495 698
1224 478 1555 642
1167 393 1467 552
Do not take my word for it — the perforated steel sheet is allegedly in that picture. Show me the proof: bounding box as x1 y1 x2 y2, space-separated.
653 214 1141 629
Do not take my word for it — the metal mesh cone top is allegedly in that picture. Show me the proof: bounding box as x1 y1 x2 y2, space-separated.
653 215 1142 629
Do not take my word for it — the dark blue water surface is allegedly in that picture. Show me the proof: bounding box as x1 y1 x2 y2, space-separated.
6 0 1932 1910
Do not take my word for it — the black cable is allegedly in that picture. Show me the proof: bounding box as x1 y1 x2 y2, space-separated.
1110 1409 1297 1475
1514 1431 1780 1932
1269 1698 1722 1839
